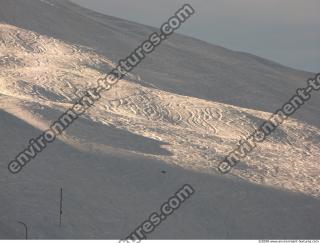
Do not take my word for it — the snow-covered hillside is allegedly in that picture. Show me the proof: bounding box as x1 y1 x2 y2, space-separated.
0 0 319 239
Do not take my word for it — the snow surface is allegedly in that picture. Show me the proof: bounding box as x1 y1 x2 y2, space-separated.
0 0 319 239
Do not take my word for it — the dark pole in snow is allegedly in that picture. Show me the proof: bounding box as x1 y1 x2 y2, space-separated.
18 221 28 240
59 187 63 227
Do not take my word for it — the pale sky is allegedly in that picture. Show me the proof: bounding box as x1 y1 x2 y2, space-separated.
71 0 319 72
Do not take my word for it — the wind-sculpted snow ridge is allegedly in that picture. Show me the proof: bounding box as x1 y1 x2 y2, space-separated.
1 23 319 198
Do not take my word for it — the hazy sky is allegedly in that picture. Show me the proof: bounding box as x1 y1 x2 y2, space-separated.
71 0 319 72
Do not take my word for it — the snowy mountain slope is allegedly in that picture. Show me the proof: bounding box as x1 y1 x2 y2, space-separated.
0 0 319 126
0 0 319 239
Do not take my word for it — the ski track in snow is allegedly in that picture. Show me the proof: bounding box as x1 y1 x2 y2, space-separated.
1 23 319 199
